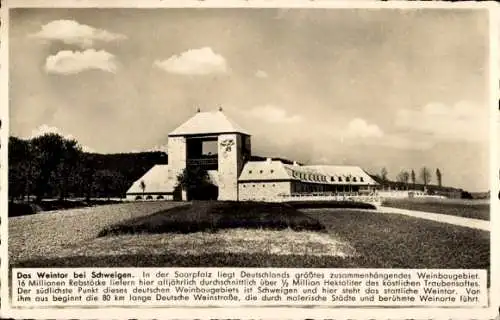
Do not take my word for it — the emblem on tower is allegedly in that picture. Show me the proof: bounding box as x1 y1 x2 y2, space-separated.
220 139 234 154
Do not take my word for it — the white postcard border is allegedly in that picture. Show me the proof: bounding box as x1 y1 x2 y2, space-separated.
1 1 498 319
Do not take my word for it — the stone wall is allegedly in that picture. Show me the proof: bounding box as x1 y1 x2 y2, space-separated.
238 181 291 201
167 136 187 199
218 133 242 201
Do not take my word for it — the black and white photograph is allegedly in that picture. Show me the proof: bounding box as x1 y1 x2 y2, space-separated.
1 1 497 318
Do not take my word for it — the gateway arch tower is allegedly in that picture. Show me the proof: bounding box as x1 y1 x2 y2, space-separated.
167 109 251 201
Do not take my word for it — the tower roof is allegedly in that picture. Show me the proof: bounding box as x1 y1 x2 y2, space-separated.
169 110 250 136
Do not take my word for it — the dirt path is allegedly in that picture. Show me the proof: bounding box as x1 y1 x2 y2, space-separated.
378 206 490 231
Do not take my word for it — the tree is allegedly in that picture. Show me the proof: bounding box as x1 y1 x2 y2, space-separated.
419 167 432 187
80 155 97 201
30 133 67 202
396 170 410 189
410 169 416 188
380 167 388 181
177 166 217 200
51 139 83 200
9 137 38 201
140 180 146 199
436 168 442 187
93 170 127 200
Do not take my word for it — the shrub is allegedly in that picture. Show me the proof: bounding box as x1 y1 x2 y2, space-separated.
8 202 40 217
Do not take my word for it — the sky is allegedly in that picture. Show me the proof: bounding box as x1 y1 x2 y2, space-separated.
9 8 491 191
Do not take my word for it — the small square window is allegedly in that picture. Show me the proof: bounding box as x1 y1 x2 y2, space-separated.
270 170 274 173
260 170 263 174
249 170 252 174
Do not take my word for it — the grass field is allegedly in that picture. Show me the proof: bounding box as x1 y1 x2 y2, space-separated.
8 199 125 217
10 202 489 280
8 201 183 264
382 198 489 221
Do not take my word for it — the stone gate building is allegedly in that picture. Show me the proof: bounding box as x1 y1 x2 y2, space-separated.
126 109 378 201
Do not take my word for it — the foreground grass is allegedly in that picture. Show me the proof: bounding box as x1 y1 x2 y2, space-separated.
8 199 125 217
8 201 185 264
18 229 356 260
382 198 489 221
13 209 489 277
98 201 325 236
306 210 489 270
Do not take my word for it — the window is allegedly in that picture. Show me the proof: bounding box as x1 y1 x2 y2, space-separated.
338 177 342 182
360 177 364 182
331 177 335 182
260 170 263 174
270 170 274 173
157 195 164 200
353 177 357 182
263 185 266 188
135 196 143 200
253 185 256 187
346 177 350 182
249 170 252 174
146 195 153 200
272 184 276 187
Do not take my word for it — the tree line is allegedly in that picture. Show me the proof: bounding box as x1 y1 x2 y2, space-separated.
378 167 443 189
9 133 167 202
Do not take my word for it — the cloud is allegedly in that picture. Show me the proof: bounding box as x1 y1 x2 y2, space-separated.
345 118 384 139
154 47 229 75
340 118 433 150
381 135 434 151
245 105 302 124
395 101 489 143
45 49 118 75
30 19 126 48
30 124 73 140
255 70 269 78
29 124 94 152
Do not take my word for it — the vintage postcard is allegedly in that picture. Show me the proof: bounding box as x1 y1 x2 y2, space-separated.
1 0 498 319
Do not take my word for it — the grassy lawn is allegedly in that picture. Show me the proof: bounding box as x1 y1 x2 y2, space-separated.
8 201 185 264
8 199 126 217
98 201 325 236
11 204 489 281
382 198 489 221
306 210 489 270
